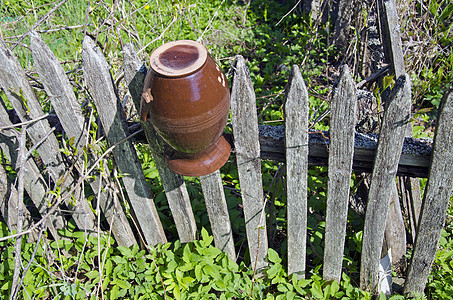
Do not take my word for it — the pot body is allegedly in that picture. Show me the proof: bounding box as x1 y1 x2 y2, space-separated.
140 40 231 176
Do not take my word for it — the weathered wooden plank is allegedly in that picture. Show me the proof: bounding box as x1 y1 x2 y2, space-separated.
122 43 197 243
382 182 406 263
0 163 33 235
332 0 358 47
30 32 136 247
0 39 97 232
379 0 411 263
200 170 236 260
284 65 309 278
82 37 167 246
258 126 431 178
230 55 268 272
0 104 65 239
323 65 357 282
360 74 411 292
404 90 453 295
379 0 405 79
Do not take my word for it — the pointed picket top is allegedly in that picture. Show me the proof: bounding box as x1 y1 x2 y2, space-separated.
404 90 453 295
230 55 268 272
82 37 167 246
284 65 309 278
122 43 197 243
30 32 137 247
323 65 357 282
0 39 97 232
360 73 411 291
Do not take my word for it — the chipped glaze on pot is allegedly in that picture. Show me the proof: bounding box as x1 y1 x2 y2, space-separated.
140 40 231 176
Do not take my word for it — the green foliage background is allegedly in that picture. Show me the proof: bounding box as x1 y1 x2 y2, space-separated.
0 0 452 299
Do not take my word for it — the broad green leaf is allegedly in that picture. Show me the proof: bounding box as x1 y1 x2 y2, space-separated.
115 279 131 289
267 263 281 279
310 282 323 299
330 280 340 295
195 264 202 281
201 227 214 246
267 248 282 264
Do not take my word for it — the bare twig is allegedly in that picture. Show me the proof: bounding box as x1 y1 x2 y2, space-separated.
198 0 226 41
356 64 390 89
14 220 47 299
137 16 180 54
0 129 144 242
275 0 303 26
10 0 69 51
10 208 23 300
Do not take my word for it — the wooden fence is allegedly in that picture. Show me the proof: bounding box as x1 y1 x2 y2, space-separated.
1 4 452 297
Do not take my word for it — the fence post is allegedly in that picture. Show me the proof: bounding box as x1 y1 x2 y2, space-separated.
230 55 268 272
82 37 166 246
379 0 414 262
122 43 197 244
360 74 411 291
284 65 309 278
0 39 97 232
404 90 453 295
0 163 34 238
323 65 357 282
0 104 66 239
30 32 137 247
200 170 236 260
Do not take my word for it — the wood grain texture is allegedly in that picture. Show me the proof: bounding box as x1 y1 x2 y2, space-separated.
200 170 236 260
360 74 411 292
284 65 309 278
0 39 96 231
230 55 268 272
0 104 65 238
382 182 406 263
379 0 405 79
82 37 166 246
0 163 33 236
323 65 357 282
122 43 197 243
30 32 136 247
257 126 431 178
404 90 453 295
379 0 412 263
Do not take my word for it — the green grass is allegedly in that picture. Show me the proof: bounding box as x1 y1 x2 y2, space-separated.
1 0 452 299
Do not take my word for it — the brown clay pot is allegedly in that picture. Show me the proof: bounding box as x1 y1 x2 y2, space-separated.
140 40 231 176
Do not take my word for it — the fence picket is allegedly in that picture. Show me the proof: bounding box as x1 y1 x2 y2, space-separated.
360 74 411 291
379 0 413 263
0 105 66 239
122 44 197 243
200 170 236 260
82 37 166 246
404 90 453 295
30 32 136 247
230 55 268 272
284 65 309 278
0 163 34 237
0 40 97 232
378 0 405 79
323 65 357 282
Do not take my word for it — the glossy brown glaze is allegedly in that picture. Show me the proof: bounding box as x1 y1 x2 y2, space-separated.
141 40 231 176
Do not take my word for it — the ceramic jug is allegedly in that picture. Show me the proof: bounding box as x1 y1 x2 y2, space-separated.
140 40 231 176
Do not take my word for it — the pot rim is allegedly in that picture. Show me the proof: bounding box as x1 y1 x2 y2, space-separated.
150 40 208 77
